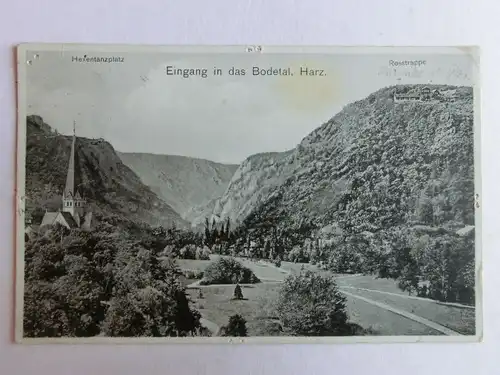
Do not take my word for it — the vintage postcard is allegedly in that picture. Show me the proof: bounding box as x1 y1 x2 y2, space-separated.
15 44 481 343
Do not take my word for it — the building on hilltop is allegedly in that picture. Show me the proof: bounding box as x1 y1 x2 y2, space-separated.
421 87 432 100
393 86 443 103
38 122 93 231
393 92 422 103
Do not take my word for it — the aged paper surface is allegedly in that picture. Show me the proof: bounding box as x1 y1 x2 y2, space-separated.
15 44 481 343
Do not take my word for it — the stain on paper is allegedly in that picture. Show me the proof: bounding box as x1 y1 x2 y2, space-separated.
272 60 344 113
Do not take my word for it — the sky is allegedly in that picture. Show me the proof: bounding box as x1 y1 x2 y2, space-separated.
24 48 475 164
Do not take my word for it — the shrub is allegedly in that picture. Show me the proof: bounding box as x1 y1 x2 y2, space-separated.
260 321 283 336
183 270 204 280
192 326 212 337
233 284 244 300
220 314 248 337
275 270 350 336
200 257 260 285
196 246 211 260
162 245 177 258
179 244 197 259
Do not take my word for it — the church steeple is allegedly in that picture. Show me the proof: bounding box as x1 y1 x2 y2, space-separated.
39 120 93 232
63 121 76 199
62 121 86 226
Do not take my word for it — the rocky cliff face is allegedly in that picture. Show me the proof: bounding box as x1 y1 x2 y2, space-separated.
25 115 187 229
210 150 295 225
117 152 238 226
214 85 475 239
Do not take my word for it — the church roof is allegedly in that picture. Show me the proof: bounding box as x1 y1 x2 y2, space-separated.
40 212 59 227
60 212 79 228
40 211 79 229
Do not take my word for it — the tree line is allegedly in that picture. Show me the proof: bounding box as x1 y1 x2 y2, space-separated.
198 214 475 306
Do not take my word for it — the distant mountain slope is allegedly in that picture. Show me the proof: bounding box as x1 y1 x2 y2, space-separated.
117 152 238 224
25 115 187 229
215 85 474 238
211 151 295 225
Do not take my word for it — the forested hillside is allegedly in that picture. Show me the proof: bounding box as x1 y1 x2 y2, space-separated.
212 85 476 304
243 85 474 234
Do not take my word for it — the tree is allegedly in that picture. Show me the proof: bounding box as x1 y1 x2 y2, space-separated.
398 261 420 295
204 218 212 247
233 284 244 300
288 245 305 263
102 253 201 337
219 223 226 241
200 257 260 285
263 240 271 259
415 188 434 224
152 226 166 237
225 217 231 241
275 270 350 336
211 218 218 242
418 234 475 304
220 314 247 337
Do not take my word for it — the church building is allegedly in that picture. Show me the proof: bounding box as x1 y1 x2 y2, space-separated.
39 123 93 231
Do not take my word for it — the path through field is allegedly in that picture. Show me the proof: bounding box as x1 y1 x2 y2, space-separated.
200 318 220 335
180 256 475 336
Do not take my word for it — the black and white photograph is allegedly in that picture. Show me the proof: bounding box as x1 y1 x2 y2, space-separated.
15 45 481 343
